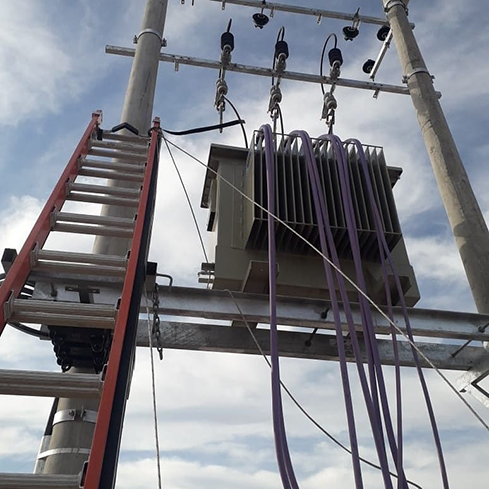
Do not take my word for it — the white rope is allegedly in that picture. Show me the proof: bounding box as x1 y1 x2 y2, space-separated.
144 288 163 488
166 137 489 431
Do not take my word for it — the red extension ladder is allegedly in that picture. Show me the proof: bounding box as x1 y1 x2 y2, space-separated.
0 110 161 488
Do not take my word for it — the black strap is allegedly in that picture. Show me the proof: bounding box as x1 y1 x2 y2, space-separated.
162 118 245 136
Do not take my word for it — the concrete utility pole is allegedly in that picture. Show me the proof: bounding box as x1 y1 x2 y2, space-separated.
384 0 489 315
43 0 168 477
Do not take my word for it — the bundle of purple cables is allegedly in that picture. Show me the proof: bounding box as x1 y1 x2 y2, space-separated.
259 124 449 489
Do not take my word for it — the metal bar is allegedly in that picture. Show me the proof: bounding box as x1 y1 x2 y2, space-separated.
105 46 442 97
157 286 489 341
0 369 101 398
0 111 102 334
370 30 394 81
69 182 141 198
90 139 148 154
78 167 145 183
37 249 128 267
0 473 81 488
211 0 405 27
136 320 487 371
53 222 135 238
56 211 136 227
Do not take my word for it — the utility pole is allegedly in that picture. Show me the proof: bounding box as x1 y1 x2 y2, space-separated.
43 0 168 478
384 0 489 315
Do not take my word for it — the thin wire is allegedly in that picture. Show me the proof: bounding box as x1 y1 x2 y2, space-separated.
143 288 163 489
225 289 423 489
320 33 338 95
223 96 248 148
165 137 489 432
162 135 209 264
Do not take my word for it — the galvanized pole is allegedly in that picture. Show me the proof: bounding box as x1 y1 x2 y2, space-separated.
384 0 489 314
43 0 168 477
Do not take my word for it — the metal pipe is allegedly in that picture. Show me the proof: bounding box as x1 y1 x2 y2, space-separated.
384 0 489 316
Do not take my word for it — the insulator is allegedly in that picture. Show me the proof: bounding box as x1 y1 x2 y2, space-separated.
275 40 289 60
343 26 359 41
221 31 234 51
328 47 343 67
377 25 390 41
253 12 269 29
362 59 375 74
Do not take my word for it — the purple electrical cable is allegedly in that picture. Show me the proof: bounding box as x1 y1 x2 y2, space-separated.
295 131 395 489
319 134 408 489
344 139 404 489
347 138 450 489
261 124 299 489
288 131 364 489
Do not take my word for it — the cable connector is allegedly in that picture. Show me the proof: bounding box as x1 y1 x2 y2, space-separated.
268 84 282 117
321 90 337 132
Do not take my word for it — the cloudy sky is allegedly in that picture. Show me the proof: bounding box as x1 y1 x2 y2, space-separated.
0 0 488 487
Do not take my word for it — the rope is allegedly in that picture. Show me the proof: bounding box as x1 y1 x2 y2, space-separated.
144 288 163 489
162 135 209 265
225 289 424 489
164 137 489 432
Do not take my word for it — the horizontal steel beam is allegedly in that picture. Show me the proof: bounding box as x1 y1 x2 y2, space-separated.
211 0 411 27
106 46 440 97
157 286 489 341
137 320 486 371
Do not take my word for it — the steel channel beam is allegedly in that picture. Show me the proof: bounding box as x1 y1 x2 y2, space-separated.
136 320 486 370
210 0 408 27
105 46 442 97
157 286 489 341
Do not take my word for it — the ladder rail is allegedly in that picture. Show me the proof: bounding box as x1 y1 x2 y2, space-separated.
0 111 103 334
83 118 161 489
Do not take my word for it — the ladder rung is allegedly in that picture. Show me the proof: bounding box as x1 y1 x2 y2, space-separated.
80 157 145 172
88 147 147 162
56 211 135 228
38 249 128 267
69 182 140 198
66 193 140 208
0 473 81 488
35 261 127 278
11 299 116 317
78 167 145 182
0 369 102 398
101 130 150 145
11 311 115 328
53 222 134 238
90 138 148 154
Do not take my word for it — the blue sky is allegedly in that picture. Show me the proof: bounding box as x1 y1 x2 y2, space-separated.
0 0 488 487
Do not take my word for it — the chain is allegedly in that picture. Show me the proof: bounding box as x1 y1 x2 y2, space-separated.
152 282 164 360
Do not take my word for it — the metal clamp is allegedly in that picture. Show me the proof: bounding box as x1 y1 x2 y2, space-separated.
384 0 408 13
402 67 435 83
53 409 98 426
133 29 167 47
37 447 91 460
